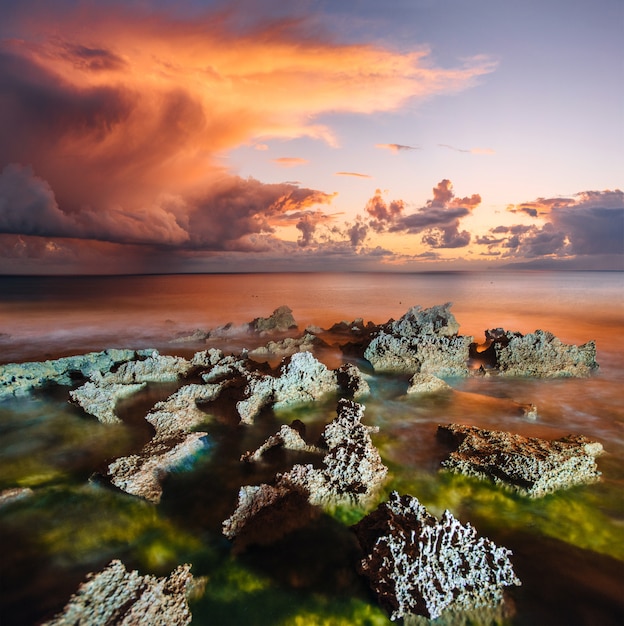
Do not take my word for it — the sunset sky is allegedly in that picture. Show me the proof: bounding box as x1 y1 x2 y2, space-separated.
0 0 622 274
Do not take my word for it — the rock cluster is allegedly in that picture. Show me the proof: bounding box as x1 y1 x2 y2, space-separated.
352 491 521 621
223 400 388 549
42 560 195 626
0 349 152 399
364 304 472 377
438 423 604 497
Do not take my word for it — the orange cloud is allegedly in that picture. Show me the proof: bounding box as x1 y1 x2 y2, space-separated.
375 143 420 153
272 157 309 167
335 172 372 178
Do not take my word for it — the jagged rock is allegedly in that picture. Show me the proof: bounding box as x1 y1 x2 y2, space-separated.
248 332 325 358
364 304 472 376
386 303 460 338
223 400 388 548
145 383 224 436
273 351 338 408
42 559 195 626
0 349 151 398
108 432 209 503
487 329 599 377
236 372 276 425
249 305 297 334
295 399 387 507
221 480 317 552
352 491 521 621
336 363 371 398
438 423 603 497
241 423 323 463
0 487 34 507
406 372 451 394
99 350 193 384
70 381 146 424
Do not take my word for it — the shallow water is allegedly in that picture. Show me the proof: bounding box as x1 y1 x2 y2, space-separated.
0 271 623 625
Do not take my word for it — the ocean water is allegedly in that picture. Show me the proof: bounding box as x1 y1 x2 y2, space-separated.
0 271 623 625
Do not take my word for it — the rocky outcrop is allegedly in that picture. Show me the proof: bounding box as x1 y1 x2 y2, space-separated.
106 384 221 502
70 381 147 423
336 362 371 398
364 304 472 377
438 423 603 497
484 329 599 377
352 491 521 621
249 305 298 334
42 560 196 626
0 349 152 398
223 400 388 548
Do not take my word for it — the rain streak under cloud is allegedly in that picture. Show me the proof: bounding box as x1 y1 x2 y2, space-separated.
0 0 621 273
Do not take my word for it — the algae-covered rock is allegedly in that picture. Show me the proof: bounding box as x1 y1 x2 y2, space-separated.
42 559 195 626
352 491 521 621
438 423 604 497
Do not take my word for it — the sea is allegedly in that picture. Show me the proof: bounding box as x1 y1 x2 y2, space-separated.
0 271 623 625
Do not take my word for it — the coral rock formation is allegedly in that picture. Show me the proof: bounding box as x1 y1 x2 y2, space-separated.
438 423 603 497
42 560 195 626
364 304 472 376
352 491 521 621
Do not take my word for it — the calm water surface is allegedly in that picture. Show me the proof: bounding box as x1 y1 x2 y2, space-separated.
0 271 623 625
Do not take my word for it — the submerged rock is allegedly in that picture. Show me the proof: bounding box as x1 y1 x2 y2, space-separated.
0 349 152 398
406 372 451 394
438 423 603 497
489 329 599 377
352 491 521 621
42 559 195 626
364 304 472 377
0 487 34 508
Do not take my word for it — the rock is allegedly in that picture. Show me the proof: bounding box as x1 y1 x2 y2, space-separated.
273 351 338 409
364 304 472 376
241 423 323 463
295 399 387 507
236 372 276 425
407 372 451 394
169 329 210 344
107 432 209 503
223 400 388 548
248 332 325 359
0 487 34 507
488 329 599 377
336 363 371 398
0 349 151 398
249 305 297 334
386 303 460 338
99 351 193 384
70 381 147 424
42 559 195 626
438 423 603 497
222 481 318 552
352 491 521 621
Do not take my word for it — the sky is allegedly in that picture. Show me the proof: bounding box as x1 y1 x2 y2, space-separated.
0 0 622 274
